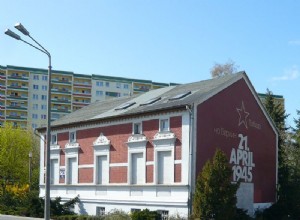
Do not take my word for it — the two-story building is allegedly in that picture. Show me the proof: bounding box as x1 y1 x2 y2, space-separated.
38 72 278 218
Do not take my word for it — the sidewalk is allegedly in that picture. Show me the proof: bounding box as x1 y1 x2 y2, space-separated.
0 215 45 220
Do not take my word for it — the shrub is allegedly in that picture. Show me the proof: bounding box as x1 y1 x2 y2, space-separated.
131 209 161 220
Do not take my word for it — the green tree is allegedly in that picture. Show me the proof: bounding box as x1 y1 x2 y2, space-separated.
193 149 238 220
0 123 39 194
263 89 289 197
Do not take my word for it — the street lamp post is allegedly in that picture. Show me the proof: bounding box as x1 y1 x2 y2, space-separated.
5 23 52 220
29 151 32 189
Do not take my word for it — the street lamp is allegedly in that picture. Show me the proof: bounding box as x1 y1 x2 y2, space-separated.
29 151 32 189
5 23 52 220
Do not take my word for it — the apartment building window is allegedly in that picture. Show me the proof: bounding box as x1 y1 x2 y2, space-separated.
96 207 105 216
42 85 47 91
32 123 37 129
124 84 129 89
69 131 76 143
33 104 38 110
133 122 142 134
105 82 109 87
41 104 47 110
41 95 47 100
41 114 47 120
33 75 39 80
160 119 169 132
32 114 38 119
42 75 48 81
96 81 103 87
33 85 39 90
96 91 103 96
116 82 121 88
33 94 38 100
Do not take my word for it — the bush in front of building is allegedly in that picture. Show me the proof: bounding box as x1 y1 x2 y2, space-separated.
130 208 161 220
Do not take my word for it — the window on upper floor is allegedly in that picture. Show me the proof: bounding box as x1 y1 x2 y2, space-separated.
105 82 109 87
96 91 103 96
41 104 47 110
96 81 103 87
32 114 38 119
42 75 48 81
33 104 38 110
33 94 38 100
133 122 142 135
69 131 76 143
51 134 57 145
116 82 121 88
41 95 47 100
42 85 47 91
160 119 169 132
41 114 46 120
124 84 129 89
33 75 39 80
33 85 39 90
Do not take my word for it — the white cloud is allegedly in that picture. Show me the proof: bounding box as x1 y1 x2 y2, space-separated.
288 40 300 46
271 66 299 81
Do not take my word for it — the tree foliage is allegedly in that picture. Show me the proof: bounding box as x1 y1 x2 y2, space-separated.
193 149 239 220
210 60 239 78
0 123 39 194
261 90 300 219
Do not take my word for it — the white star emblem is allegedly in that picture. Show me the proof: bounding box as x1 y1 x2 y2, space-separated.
237 101 250 129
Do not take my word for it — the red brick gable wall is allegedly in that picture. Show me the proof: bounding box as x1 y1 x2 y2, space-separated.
196 78 277 203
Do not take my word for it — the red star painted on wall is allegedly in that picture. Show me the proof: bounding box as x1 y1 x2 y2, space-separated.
237 101 250 129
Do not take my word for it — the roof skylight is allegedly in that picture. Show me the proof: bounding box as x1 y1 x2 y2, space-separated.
115 102 136 110
169 91 191 101
140 97 161 106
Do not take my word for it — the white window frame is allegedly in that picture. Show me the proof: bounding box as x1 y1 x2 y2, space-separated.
51 133 57 145
69 131 76 143
65 156 78 185
93 133 111 185
153 134 176 185
132 122 142 135
159 118 170 132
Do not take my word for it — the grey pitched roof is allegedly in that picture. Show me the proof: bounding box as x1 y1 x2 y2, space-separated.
49 72 246 129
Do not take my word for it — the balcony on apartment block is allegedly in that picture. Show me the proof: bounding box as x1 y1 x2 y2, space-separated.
51 106 71 113
51 97 71 104
51 87 72 94
73 90 92 97
6 114 27 121
6 103 27 111
7 83 28 91
6 94 28 101
74 81 92 88
51 77 72 85
7 73 29 81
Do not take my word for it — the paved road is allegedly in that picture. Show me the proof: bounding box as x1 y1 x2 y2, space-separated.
0 215 44 220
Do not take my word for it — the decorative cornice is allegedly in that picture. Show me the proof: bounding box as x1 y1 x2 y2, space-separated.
65 142 80 149
128 134 147 143
50 144 61 154
153 131 175 140
93 133 111 146
50 144 61 150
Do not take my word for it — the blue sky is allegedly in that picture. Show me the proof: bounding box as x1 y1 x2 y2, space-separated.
1 1 299 128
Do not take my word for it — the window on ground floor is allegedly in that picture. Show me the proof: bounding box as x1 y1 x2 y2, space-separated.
131 152 144 184
66 157 77 184
50 158 59 184
96 155 108 184
96 207 105 216
157 210 169 220
157 151 172 184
